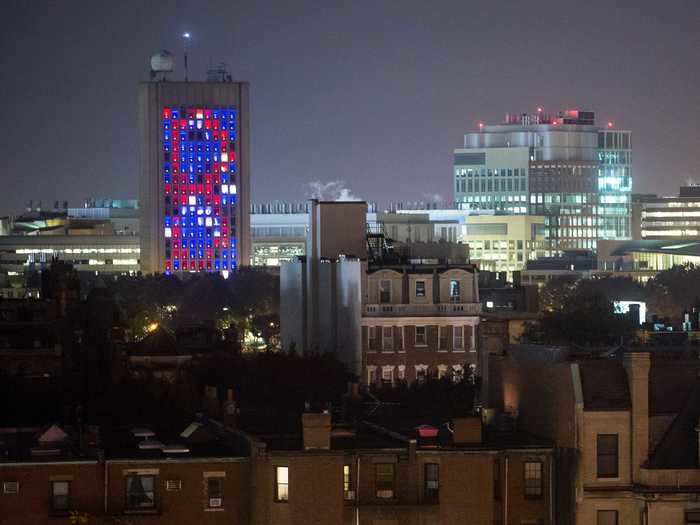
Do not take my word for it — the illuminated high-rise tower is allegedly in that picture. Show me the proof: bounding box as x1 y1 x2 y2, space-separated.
139 79 251 275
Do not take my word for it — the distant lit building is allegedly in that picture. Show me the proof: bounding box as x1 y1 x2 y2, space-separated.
640 186 700 239
597 129 632 240
454 109 633 250
0 200 141 275
139 80 251 275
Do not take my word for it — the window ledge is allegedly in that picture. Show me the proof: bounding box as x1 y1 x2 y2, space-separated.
453 349 466 353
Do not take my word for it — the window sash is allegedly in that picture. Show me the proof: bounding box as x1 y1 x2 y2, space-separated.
415 281 426 297
375 464 395 498
524 462 543 498
424 464 439 502
126 475 156 510
275 466 289 502
382 326 393 350
415 326 427 346
439 327 448 350
207 478 223 506
343 465 353 499
597 435 619 478
453 326 464 348
51 481 70 511
379 280 391 303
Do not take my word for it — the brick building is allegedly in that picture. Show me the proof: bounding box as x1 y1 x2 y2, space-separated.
362 261 481 386
1 412 554 525
489 347 700 524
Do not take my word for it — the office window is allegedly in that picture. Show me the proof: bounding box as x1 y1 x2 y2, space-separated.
597 434 619 478
382 326 394 351
51 481 70 511
415 280 426 297
439 327 448 350
524 462 543 498
126 475 156 510
275 466 289 502
415 326 427 346
397 326 404 351
375 464 395 499
454 326 464 349
449 280 460 302
424 463 439 503
343 465 354 500
379 280 391 303
597 510 618 525
397 366 406 381
686 511 700 524
207 477 224 508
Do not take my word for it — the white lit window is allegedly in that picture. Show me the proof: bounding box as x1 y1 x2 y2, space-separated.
397 365 406 381
275 466 289 502
164 228 172 238
188 195 197 205
381 366 394 385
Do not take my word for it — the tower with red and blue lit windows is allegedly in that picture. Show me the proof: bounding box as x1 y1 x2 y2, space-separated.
139 82 250 275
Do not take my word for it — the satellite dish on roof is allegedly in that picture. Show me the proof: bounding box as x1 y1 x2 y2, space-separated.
151 50 174 72
150 50 174 81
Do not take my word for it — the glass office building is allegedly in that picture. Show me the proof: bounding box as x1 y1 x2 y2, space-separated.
597 130 632 240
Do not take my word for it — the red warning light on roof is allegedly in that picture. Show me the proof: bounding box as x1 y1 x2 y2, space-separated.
607 121 614 128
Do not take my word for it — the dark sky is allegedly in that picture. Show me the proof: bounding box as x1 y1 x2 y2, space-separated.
1 1 698 213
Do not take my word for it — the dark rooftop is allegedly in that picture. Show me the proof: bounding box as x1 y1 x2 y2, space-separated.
648 379 700 469
579 360 631 411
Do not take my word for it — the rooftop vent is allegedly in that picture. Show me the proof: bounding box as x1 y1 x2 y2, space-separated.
163 444 190 454
131 427 155 439
138 439 164 450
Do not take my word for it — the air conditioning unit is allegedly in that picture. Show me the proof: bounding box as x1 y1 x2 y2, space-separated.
3 481 19 494
345 490 356 500
209 498 222 508
165 479 181 491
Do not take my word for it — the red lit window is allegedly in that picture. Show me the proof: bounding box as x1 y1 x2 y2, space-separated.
197 184 204 194
221 131 228 141
164 184 171 194
204 120 211 130
213 120 220 130
163 108 171 119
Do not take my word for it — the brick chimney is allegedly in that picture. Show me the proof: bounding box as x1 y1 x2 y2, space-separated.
623 352 650 483
302 412 331 450
452 417 483 444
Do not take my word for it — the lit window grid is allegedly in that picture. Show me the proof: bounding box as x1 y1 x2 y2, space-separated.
162 107 238 274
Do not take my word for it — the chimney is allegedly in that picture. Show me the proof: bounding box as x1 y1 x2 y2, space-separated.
302 411 331 450
451 417 483 444
623 352 650 482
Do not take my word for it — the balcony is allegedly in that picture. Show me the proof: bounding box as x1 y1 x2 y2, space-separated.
364 302 482 317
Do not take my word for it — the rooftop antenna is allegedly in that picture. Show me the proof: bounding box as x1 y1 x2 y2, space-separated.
182 32 191 81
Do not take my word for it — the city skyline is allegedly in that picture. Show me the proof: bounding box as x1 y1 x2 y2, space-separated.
1 1 698 213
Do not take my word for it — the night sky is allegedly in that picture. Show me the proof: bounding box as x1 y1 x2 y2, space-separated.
1 1 698 213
